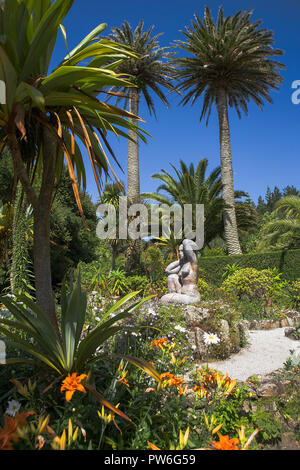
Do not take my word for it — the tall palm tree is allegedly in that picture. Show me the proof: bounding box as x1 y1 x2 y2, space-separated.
142 158 247 249
107 20 175 273
259 196 300 250
174 6 284 254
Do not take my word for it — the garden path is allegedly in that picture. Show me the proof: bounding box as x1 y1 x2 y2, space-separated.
196 328 300 382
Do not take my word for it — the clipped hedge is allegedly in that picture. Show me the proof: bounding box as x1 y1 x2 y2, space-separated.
198 249 300 286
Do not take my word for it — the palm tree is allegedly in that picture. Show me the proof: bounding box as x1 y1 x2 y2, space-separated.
0 0 147 324
259 196 300 250
101 181 126 272
142 158 248 249
173 6 284 254
107 20 175 273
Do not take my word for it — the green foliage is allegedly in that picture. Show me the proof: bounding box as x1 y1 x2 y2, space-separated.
202 247 226 257
143 159 248 248
107 20 175 115
174 6 284 122
50 172 98 289
198 249 300 287
258 196 300 250
289 280 300 308
251 402 283 444
0 273 158 378
197 278 211 299
222 263 242 280
141 245 165 282
222 268 278 301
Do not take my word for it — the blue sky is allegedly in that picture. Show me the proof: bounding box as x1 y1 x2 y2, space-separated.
51 0 300 204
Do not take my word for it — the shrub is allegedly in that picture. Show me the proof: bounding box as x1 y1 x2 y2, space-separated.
127 275 150 295
197 278 211 299
141 245 165 282
222 268 274 301
290 280 300 308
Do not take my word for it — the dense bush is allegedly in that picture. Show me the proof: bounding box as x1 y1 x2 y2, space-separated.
290 280 300 308
222 268 276 301
197 278 212 299
198 249 300 286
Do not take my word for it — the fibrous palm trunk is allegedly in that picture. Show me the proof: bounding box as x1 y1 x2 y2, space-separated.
33 126 57 323
216 88 242 255
125 87 141 274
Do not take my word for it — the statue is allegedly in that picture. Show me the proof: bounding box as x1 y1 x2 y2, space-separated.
160 239 201 305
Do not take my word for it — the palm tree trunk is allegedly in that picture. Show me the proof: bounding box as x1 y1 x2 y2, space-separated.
33 125 57 323
127 87 141 205
216 88 242 255
125 87 141 274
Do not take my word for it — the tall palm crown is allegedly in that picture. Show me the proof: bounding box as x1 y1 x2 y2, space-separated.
174 7 284 122
173 6 284 255
107 20 175 116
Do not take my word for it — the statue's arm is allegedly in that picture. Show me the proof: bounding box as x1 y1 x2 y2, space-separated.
165 260 180 274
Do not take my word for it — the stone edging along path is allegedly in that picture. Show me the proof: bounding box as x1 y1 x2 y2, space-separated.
240 310 300 331
188 310 300 384
204 327 300 383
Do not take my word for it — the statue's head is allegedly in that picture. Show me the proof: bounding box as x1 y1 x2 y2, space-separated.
182 239 199 262
183 239 199 252
178 244 184 259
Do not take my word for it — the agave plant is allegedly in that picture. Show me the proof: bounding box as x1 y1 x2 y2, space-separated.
0 274 161 419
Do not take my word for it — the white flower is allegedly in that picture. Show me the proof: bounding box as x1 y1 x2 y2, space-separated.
91 291 98 296
131 332 138 337
5 400 21 417
147 308 156 315
203 332 220 346
191 344 197 350
174 325 186 333
95 317 101 322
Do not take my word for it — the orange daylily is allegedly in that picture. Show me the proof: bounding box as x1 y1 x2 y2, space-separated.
60 373 88 402
150 338 168 350
160 372 185 395
210 433 240 450
117 371 130 388
0 411 35 450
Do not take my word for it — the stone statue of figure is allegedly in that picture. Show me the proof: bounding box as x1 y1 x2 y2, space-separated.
160 239 201 304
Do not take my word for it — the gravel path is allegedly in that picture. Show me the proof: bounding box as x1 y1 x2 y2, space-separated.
198 328 300 382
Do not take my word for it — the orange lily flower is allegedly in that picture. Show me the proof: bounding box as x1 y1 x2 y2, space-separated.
210 433 240 450
150 338 168 350
61 373 88 402
160 372 185 395
0 411 35 450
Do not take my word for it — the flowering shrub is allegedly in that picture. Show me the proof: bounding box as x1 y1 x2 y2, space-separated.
222 268 276 300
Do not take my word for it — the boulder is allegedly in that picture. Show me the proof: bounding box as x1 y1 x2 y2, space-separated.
185 305 211 324
257 382 279 398
219 319 230 343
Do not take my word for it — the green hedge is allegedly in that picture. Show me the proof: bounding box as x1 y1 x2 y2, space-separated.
198 249 300 286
